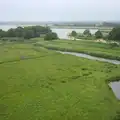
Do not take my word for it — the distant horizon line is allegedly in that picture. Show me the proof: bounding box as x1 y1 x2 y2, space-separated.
0 21 120 23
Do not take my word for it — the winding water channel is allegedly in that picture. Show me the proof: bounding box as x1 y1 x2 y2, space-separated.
57 51 120 100
57 51 120 64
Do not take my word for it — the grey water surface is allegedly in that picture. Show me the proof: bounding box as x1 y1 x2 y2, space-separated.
58 51 120 64
109 82 120 100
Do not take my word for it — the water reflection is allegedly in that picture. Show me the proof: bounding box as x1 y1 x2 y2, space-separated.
58 51 120 64
109 82 120 100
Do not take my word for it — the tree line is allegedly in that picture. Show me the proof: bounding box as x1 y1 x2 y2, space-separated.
69 27 120 42
0 26 58 40
0 25 120 41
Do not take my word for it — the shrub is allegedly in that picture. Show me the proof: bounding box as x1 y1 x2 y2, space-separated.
44 32 58 41
95 30 103 39
109 43 119 48
108 27 120 41
113 111 120 120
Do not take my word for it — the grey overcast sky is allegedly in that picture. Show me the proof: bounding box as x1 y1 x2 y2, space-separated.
0 0 119 21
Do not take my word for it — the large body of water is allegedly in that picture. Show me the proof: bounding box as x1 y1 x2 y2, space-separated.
0 25 98 39
52 28 98 39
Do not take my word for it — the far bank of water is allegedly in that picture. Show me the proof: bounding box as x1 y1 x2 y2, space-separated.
52 28 98 39
0 25 98 39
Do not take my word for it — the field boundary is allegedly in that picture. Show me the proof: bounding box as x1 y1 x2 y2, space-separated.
0 53 57 65
34 43 120 61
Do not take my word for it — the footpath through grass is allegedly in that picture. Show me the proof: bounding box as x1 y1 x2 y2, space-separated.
35 39 120 60
0 43 120 120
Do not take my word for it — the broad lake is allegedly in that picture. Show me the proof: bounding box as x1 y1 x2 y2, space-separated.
52 28 98 39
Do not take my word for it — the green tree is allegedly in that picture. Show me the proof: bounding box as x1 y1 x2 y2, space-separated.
0 29 6 38
44 32 58 40
0 26 52 40
71 31 77 37
15 27 24 37
83 29 91 36
7 28 16 37
24 30 34 39
71 31 77 40
95 30 103 39
108 27 120 41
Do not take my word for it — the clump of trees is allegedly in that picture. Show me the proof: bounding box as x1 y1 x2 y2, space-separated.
83 29 91 37
44 32 58 40
94 27 120 42
0 26 52 40
71 31 77 38
68 31 78 40
95 30 103 39
68 31 77 40
68 27 120 42
108 27 120 41
69 30 93 40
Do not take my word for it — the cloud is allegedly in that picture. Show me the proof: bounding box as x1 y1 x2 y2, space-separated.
0 0 119 21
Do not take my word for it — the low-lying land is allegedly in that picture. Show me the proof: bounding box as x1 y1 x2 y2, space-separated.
35 38 120 60
0 42 120 120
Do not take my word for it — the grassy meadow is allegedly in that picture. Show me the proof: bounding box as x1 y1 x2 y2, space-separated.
35 38 120 60
0 42 120 120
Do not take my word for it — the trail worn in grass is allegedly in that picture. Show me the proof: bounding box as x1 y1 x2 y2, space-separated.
0 43 120 120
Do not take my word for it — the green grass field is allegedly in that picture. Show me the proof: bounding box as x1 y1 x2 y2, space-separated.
35 38 120 60
0 42 120 120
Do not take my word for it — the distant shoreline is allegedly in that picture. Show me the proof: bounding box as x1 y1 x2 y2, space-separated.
51 26 113 30
0 24 113 32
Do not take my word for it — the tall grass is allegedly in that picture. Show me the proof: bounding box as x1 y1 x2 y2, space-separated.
0 43 120 120
34 42 120 60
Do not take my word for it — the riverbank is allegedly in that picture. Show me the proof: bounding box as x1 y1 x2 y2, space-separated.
34 39 120 60
57 51 120 64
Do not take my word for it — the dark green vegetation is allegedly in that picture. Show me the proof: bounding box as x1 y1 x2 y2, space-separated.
69 29 104 40
35 39 120 60
71 31 77 37
44 32 58 40
0 26 57 40
0 42 120 120
68 31 78 40
83 29 92 37
69 27 120 41
69 30 94 40
108 28 120 41
95 30 103 39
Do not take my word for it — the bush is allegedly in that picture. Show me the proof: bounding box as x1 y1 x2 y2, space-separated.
108 27 120 41
95 30 103 39
113 111 120 120
0 26 51 40
44 32 58 41
83 29 91 37
109 43 119 48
